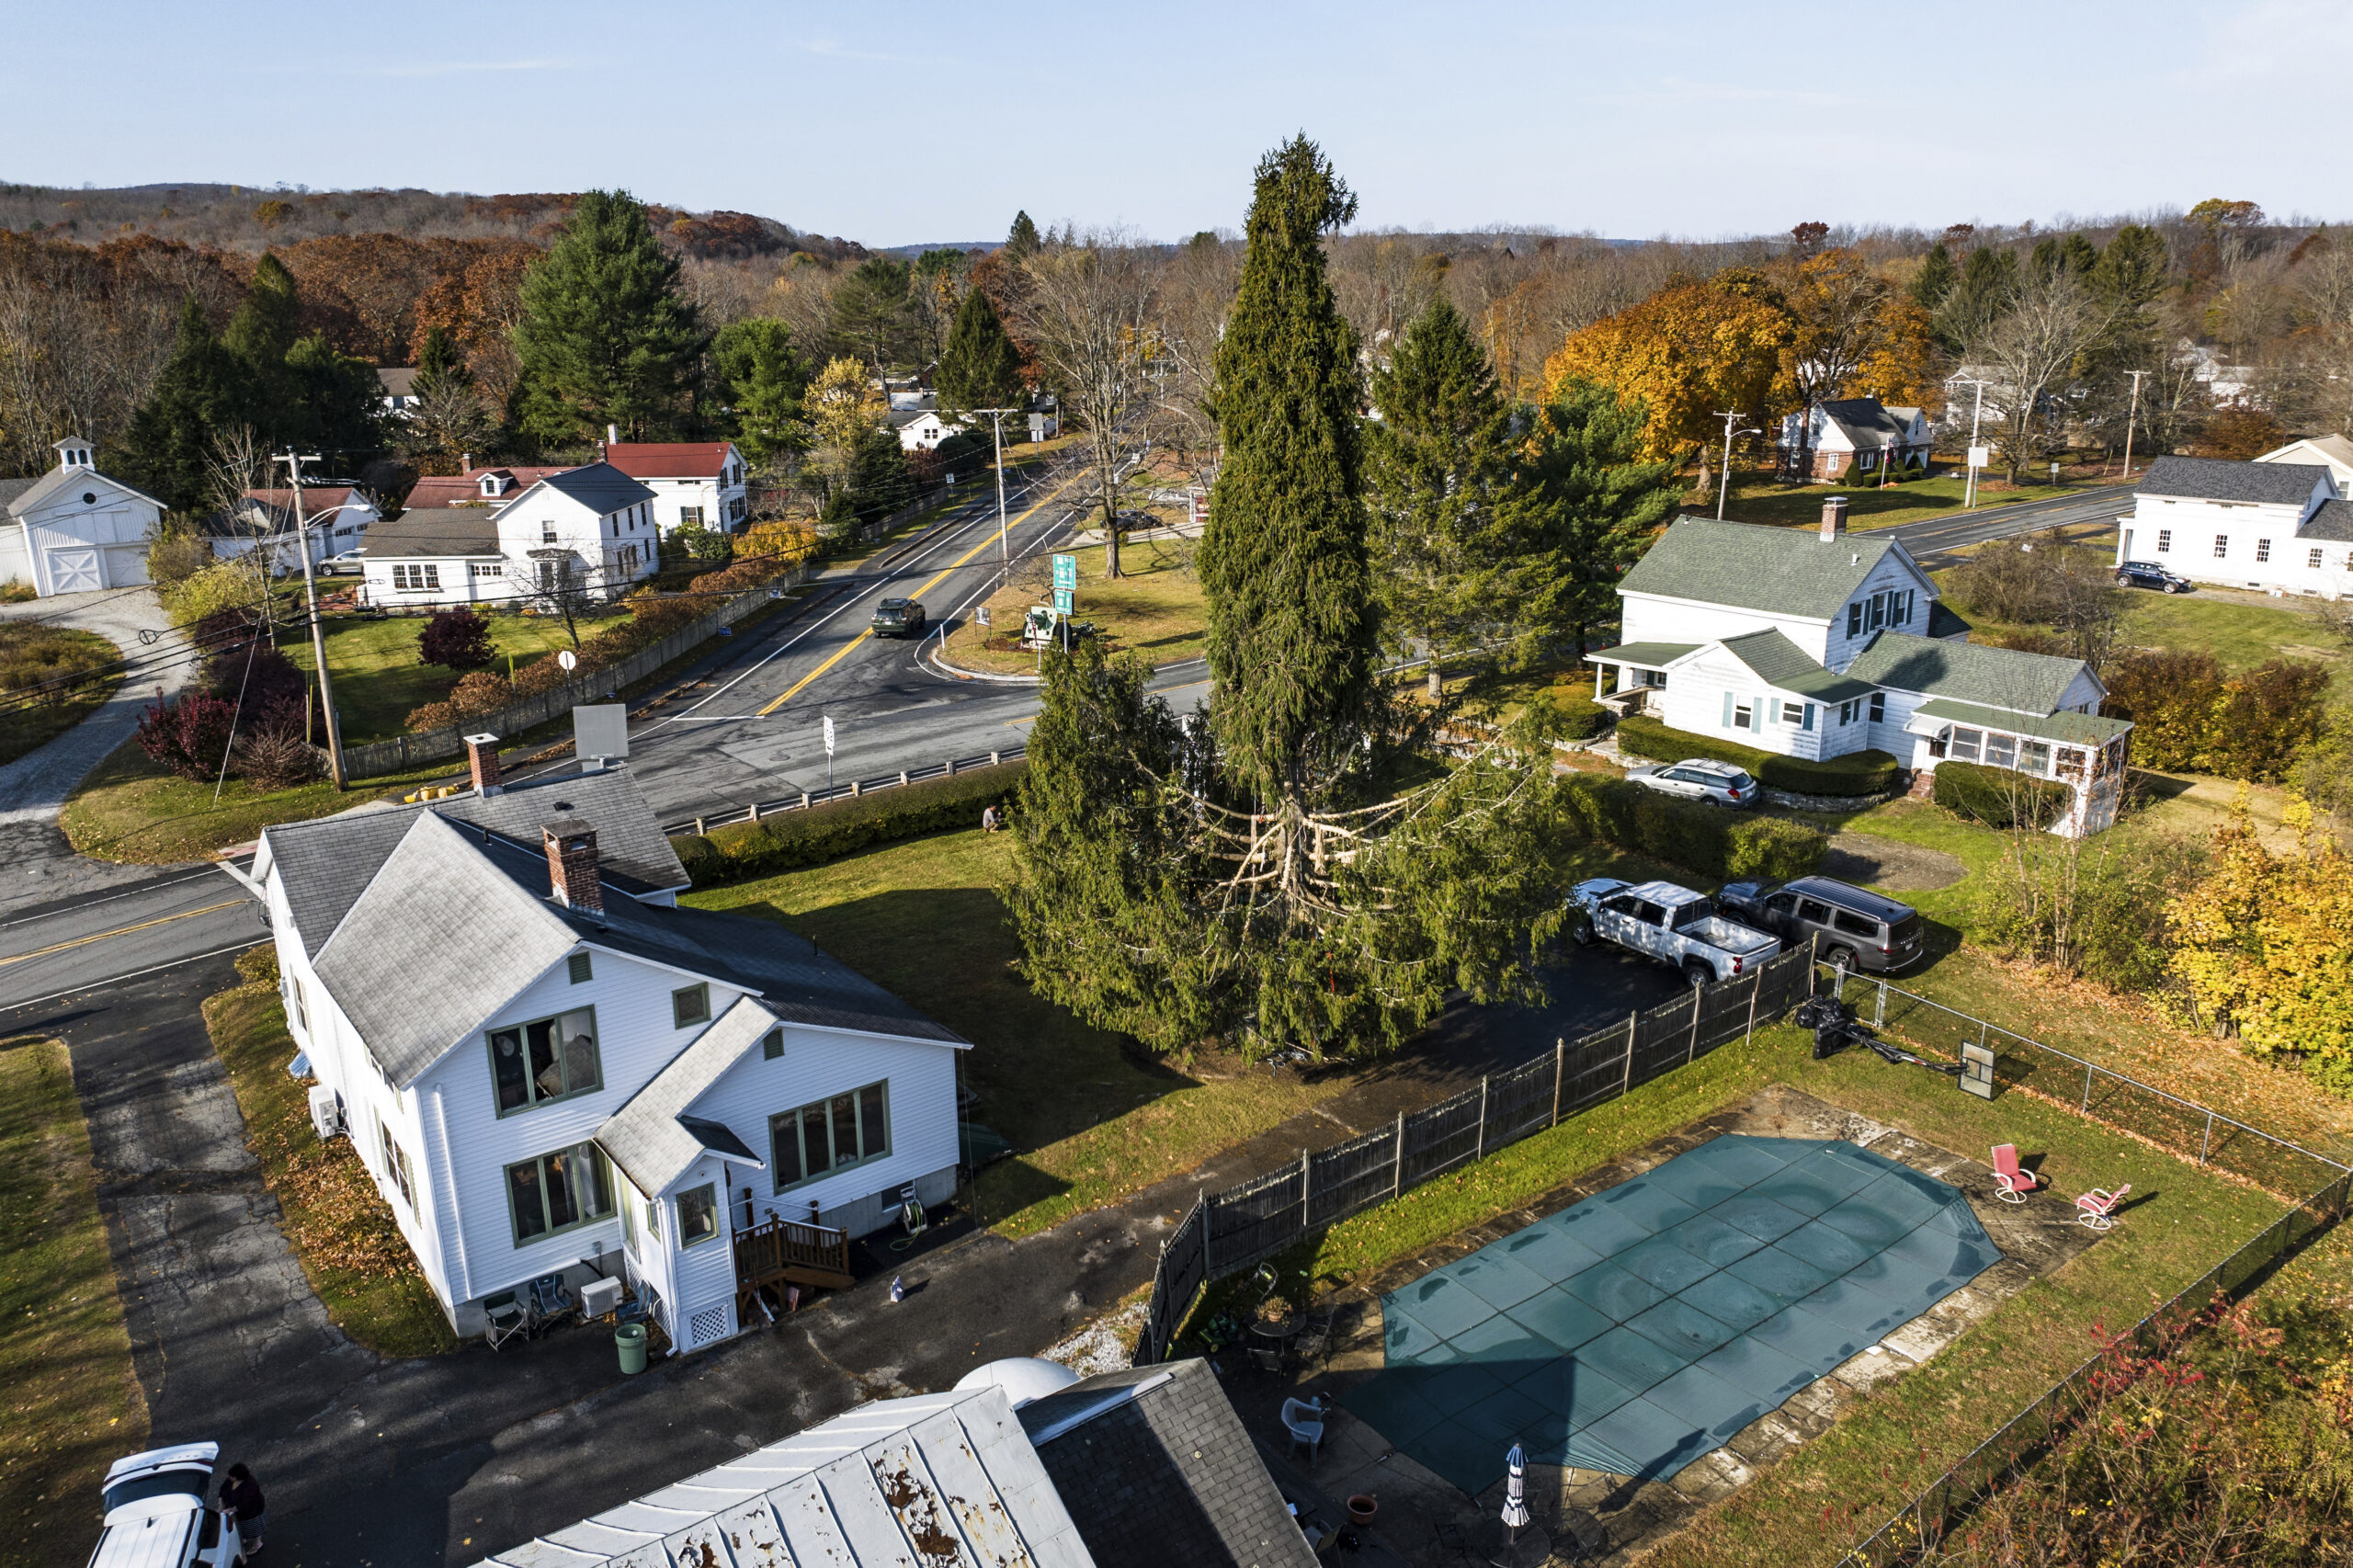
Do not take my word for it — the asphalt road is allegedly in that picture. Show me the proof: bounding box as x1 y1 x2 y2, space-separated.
1877 483 2133 560
0 864 265 1012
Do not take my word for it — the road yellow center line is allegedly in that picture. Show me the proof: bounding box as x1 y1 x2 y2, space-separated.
756 472 1086 719
0 900 247 969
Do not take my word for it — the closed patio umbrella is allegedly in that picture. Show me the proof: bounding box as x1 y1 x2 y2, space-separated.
1490 1443 1541 1567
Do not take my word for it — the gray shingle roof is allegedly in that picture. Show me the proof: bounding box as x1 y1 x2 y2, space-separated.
0 476 40 512
1584 642 1699 669
1619 516 1913 621
1842 630 2092 713
4 465 165 517
2135 456 2330 506
597 997 782 1194
1911 699 2131 746
536 461 657 516
1818 398 1922 449
1020 1359 1317 1568
262 770 688 958
358 506 503 559
1719 629 1878 703
1926 600 1973 639
2302 498 2353 542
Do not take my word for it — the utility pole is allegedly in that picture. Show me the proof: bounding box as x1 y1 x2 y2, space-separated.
1954 380 1991 509
1713 410 1759 519
2120 369 2147 482
278 452 347 789
969 407 1017 563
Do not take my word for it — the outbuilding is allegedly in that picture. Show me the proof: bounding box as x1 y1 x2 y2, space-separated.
0 437 165 597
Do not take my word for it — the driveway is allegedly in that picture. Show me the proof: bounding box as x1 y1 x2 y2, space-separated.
0 585 199 915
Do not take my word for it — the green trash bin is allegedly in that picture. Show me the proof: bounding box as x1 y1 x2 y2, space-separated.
615 1322 648 1375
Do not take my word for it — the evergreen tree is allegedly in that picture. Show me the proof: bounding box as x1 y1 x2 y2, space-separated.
1934 246 2019 357
710 318 807 469
1004 210 1041 263
113 298 250 512
1522 379 1682 658
1198 135 1380 800
278 333 384 456
1911 243 1957 312
413 324 473 396
513 189 707 444
2092 224 2171 310
847 428 915 523
222 254 301 369
827 257 915 374
934 287 1024 421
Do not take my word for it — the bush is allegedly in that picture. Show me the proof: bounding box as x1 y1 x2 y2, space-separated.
2104 651 2328 782
1931 758 2072 829
404 669 515 734
0 623 116 704
417 608 494 670
1558 773 1827 882
1974 825 2200 991
1542 692 1613 742
0 579 33 604
674 762 1027 886
671 519 733 563
136 690 238 779
1614 715 1901 798
158 559 266 628
204 638 307 718
234 701 323 790
145 531 212 590
233 944 279 988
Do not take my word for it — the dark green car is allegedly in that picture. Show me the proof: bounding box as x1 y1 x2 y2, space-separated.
870 597 926 638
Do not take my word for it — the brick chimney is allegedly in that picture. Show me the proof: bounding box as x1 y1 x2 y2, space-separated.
543 820 603 913
1821 495 1849 540
464 733 502 796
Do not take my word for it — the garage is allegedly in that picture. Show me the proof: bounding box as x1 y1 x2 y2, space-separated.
45 547 102 593
102 544 150 586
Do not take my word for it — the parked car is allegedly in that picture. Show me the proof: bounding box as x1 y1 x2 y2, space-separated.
1626 758 1757 807
1568 877 1781 986
89 1442 238 1568
316 548 368 576
1718 875 1924 973
2114 560 2192 593
870 597 926 638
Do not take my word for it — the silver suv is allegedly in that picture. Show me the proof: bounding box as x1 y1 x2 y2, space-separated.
1628 758 1757 807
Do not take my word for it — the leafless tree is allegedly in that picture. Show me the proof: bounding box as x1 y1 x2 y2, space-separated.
398 381 499 476
1970 269 2121 482
1019 230 1162 577
1148 233 1239 471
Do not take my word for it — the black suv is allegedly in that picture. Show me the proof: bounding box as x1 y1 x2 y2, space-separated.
2115 560 2191 594
1718 876 1924 973
870 597 926 638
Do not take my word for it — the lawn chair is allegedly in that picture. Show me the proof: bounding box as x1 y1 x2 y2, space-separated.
1990 1144 2040 1204
1248 1343 1286 1375
483 1290 529 1351
2075 1184 2131 1232
1282 1396 1326 1465
528 1272 575 1329
1292 1305 1336 1374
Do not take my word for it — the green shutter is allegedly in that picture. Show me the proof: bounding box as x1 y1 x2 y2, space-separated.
1722 690 1733 727
1802 704 1815 732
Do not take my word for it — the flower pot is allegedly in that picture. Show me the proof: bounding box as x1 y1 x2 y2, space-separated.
1347 1495 1377 1527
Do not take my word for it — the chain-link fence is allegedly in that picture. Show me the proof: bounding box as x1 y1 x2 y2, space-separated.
1131 945 1813 1366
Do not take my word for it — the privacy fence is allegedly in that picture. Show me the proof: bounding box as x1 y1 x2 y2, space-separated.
338 560 813 780
660 743 1029 838
1131 945 1816 1368
1826 969 2353 1566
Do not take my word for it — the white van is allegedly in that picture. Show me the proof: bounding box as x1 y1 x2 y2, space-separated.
88 1443 239 1568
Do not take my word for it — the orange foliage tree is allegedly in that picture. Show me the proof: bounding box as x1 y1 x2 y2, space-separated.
1783 249 1938 410
1542 273 1793 462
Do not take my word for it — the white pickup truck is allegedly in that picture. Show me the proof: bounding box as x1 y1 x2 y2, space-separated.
87 1442 238 1567
1568 877 1782 986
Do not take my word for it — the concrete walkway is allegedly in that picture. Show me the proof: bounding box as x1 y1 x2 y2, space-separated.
0 586 199 913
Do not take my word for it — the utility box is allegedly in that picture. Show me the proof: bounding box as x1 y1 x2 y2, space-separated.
308 1085 344 1140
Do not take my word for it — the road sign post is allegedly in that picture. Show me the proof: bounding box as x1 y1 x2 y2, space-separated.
822 713 835 786
1051 553 1076 591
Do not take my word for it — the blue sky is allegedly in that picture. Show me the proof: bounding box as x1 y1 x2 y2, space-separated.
17 0 2348 245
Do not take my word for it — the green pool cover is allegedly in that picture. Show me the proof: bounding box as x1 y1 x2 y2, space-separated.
1341 1135 1997 1492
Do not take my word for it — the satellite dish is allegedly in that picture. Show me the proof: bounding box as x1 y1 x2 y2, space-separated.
557 650 578 672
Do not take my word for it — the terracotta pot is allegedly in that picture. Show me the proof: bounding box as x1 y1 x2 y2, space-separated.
1347 1494 1378 1526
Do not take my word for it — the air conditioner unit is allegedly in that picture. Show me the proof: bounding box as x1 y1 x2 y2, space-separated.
308 1085 344 1141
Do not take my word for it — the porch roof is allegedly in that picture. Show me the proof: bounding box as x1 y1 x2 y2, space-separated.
1909 699 2132 746
1719 629 1878 703
1583 641 1699 669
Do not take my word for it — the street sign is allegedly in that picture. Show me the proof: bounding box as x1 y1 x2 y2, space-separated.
1051 587 1074 614
557 649 578 672
1051 553 1077 591
1967 444 1991 469
822 714 835 756
975 605 992 628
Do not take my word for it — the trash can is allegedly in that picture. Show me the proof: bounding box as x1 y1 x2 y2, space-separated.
615 1322 648 1375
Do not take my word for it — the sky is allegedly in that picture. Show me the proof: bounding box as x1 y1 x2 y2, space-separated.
15 0 2351 247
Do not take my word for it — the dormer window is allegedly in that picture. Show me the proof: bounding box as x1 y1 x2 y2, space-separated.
480 474 507 497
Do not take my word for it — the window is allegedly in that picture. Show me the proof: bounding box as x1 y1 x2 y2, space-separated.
2214 535 2228 558
676 1184 719 1248
672 984 710 1028
567 952 592 984
1832 911 1881 939
1838 698 1859 725
1895 590 1914 626
620 1186 637 1251
680 506 706 528
1725 693 1754 731
1869 693 1885 723
2256 538 2272 563
289 975 309 1032
506 1142 613 1244
471 562 502 579
761 1028 784 1061
768 1082 891 1192
1949 727 1983 762
1796 899 1835 925
1867 592 1887 631
375 1114 415 1210
2018 740 2051 774
487 1007 601 1115
2312 548 2326 569
541 521 558 544
392 563 440 591
2056 746 2086 781
643 1190 661 1242
2156 528 2172 552
1847 602 1864 638
1780 699 1808 726
1985 733 2017 769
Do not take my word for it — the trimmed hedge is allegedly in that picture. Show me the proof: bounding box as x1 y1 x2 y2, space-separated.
1930 758 2070 830
1559 773 1826 883
1615 715 1901 799
1552 696 1613 742
671 762 1026 886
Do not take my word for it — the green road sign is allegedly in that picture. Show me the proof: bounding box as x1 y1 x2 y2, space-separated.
1051 553 1077 591
1051 587 1074 613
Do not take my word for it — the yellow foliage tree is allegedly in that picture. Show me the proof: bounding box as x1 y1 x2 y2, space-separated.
1542 277 1793 462
2166 798 2353 1063
1780 249 1941 411
799 355 884 500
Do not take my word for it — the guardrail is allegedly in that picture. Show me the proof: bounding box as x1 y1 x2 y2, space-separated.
663 743 1029 837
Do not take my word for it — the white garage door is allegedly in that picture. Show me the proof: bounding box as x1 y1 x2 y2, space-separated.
102 545 149 586
46 548 102 594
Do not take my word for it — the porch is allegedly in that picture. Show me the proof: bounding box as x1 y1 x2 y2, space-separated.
733 1212 854 1322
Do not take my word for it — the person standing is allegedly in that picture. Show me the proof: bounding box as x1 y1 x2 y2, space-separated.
220 1463 266 1560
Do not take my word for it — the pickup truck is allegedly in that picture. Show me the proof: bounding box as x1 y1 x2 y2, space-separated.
1568 877 1782 986
88 1442 238 1568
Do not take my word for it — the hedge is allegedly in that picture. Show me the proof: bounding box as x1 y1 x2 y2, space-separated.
1930 758 2070 830
1552 696 1613 742
671 762 1026 886
1615 715 1901 798
1559 773 1826 884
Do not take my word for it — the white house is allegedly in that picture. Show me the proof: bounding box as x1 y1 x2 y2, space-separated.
206 485 381 574
2115 455 2351 598
253 750 969 1348
0 437 165 596
378 367 419 418
2256 434 2353 496
1775 397 1932 483
359 461 661 611
1590 502 2131 835
602 441 750 533
889 395 972 453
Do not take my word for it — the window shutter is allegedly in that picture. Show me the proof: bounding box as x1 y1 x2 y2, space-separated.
1802 704 1815 732
1722 690 1733 727
1847 603 1863 637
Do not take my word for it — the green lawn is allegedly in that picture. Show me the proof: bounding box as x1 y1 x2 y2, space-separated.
1717 469 2104 532
59 734 445 863
202 976 458 1358
2123 592 2350 682
280 612 583 745
685 828 1346 1237
0 1035 147 1568
941 534 1206 676
0 624 119 767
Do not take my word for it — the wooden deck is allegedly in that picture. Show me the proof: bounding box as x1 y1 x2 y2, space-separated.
734 1214 854 1318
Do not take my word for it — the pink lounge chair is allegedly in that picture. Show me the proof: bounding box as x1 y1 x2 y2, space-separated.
1991 1144 2040 1204
2075 1185 2131 1231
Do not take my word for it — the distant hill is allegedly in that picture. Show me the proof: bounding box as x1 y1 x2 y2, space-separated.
0 182 870 262
872 241 1003 258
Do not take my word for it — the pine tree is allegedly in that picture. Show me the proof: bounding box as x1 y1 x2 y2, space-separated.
1911 243 1957 312
1198 135 1379 800
934 287 1024 422
513 189 707 445
710 318 807 469
827 258 915 375
223 254 301 369
413 324 473 396
1522 379 1682 658
113 297 250 512
1004 210 1041 263
1935 246 2019 358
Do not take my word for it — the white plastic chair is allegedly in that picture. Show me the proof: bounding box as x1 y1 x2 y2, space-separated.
1282 1396 1326 1465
